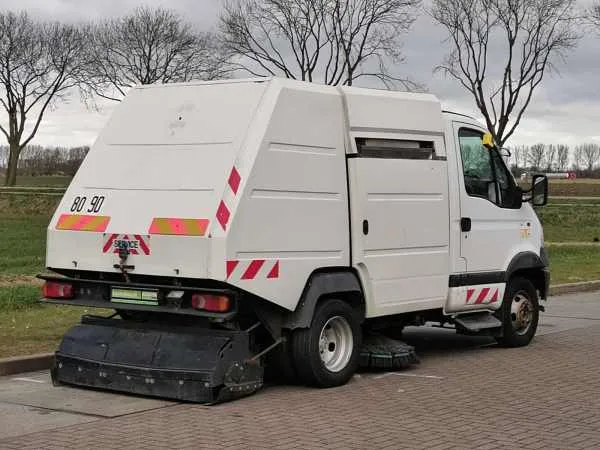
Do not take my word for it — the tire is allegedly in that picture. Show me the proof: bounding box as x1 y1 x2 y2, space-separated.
265 333 298 384
291 299 361 388
495 276 539 347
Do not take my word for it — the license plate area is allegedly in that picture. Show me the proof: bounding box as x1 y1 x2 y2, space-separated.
111 287 159 306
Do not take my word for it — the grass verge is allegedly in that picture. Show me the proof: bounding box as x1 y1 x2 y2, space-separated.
0 284 111 358
536 203 600 243
547 245 600 285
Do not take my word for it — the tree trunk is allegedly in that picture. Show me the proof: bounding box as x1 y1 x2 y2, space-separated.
4 142 21 187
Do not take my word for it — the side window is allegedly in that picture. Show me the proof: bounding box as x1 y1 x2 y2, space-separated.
490 150 515 207
355 138 435 159
458 129 494 200
458 128 519 209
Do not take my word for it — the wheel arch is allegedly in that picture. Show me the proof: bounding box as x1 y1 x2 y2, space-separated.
282 268 366 330
505 250 549 300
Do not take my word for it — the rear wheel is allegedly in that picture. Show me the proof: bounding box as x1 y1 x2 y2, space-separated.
495 277 539 347
291 299 361 388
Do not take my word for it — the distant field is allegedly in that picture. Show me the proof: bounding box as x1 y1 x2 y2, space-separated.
0 175 72 187
547 179 600 197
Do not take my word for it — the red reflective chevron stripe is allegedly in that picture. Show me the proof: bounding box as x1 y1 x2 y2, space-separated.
466 288 475 303
228 166 241 195
135 235 150 255
103 234 118 253
490 289 499 303
226 260 239 278
216 201 230 231
475 287 491 304
267 261 280 279
241 260 265 280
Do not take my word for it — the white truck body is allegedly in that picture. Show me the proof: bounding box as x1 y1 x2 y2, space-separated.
44 77 550 402
46 77 547 318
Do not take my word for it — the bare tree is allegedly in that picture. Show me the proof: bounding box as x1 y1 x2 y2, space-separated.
545 144 557 171
528 143 546 170
573 145 585 170
0 12 89 186
329 0 419 86
556 144 569 171
85 7 229 101
510 144 523 168
519 145 530 169
589 3 600 28
220 0 420 87
575 143 600 173
432 0 580 148
0 145 6 169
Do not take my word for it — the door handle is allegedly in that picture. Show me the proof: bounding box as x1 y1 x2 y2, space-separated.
460 217 471 232
363 220 369 235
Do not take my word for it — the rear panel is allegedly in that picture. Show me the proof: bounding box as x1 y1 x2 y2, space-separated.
47 81 267 279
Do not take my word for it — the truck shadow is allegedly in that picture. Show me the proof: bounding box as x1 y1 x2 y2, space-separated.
395 325 497 358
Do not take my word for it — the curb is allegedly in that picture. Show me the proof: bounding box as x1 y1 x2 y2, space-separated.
0 353 54 376
549 280 600 297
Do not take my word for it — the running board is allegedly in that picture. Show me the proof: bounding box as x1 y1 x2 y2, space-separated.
454 312 502 334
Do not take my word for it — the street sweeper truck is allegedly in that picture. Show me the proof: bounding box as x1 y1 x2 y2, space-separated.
40 77 549 403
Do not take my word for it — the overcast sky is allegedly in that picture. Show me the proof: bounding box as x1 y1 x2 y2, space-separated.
2 0 599 149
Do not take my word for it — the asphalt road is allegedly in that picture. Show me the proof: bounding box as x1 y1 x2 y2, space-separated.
1 291 599 449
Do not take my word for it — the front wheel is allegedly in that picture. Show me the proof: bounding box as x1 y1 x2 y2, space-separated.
291 299 361 388
495 277 539 347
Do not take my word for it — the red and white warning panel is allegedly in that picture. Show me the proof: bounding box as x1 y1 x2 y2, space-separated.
465 285 500 304
445 283 506 313
226 259 280 281
103 234 150 255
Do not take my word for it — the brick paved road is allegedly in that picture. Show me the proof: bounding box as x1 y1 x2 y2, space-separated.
1 292 600 450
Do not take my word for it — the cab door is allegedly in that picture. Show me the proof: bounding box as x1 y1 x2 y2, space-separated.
452 123 526 273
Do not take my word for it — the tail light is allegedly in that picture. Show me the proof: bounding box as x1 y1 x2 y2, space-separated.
43 281 74 299
191 294 230 312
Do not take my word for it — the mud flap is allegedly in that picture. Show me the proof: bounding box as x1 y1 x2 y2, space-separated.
51 318 263 404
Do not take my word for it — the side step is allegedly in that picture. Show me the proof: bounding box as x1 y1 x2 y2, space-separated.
359 335 419 370
51 318 263 404
454 312 502 334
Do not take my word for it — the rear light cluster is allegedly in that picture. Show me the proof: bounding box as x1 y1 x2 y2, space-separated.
42 281 74 299
191 294 230 312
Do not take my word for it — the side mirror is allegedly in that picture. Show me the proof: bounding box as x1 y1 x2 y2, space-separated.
523 174 548 206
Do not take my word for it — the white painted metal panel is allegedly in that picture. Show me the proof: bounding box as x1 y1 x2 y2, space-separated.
349 157 450 317
341 86 444 138
102 82 267 146
46 231 211 278
226 80 349 311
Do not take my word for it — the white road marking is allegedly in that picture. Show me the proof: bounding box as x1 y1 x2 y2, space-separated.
12 377 46 384
374 373 444 380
